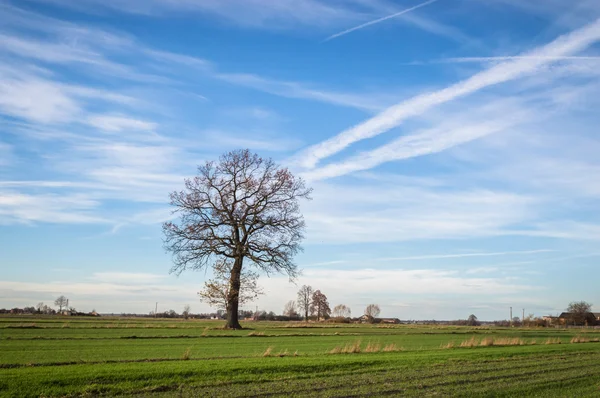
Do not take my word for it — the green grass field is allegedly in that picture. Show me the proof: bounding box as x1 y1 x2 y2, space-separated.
2 316 600 397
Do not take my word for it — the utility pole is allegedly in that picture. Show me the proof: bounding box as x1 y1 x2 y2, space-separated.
522 308 525 326
155 302 158 318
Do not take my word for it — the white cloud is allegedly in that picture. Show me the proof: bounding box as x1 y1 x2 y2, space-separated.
296 18 600 168
0 191 105 224
24 0 373 29
0 142 12 165
90 272 168 284
302 180 538 243
374 250 555 262
86 114 157 132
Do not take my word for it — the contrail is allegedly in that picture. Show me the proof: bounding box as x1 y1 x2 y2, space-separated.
324 0 441 41
298 18 600 169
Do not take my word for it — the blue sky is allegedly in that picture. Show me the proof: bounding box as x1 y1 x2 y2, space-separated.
1 0 599 320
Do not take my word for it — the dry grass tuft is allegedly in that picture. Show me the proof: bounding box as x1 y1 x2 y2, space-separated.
329 340 363 354
262 346 273 357
440 341 455 349
571 336 590 343
201 327 209 337
545 338 562 345
383 343 402 352
459 336 479 348
247 331 265 337
479 337 494 347
493 337 525 346
343 340 362 354
293 350 299 357
364 342 381 353
277 349 289 357
61 323 70 329
181 347 191 360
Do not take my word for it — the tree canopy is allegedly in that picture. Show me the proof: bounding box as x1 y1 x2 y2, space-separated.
163 149 311 329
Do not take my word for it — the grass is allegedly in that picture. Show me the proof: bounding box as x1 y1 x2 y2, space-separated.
1 315 600 397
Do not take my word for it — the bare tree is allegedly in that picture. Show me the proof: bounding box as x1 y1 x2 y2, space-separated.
36 302 44 314
332 304 351 318
198 259 264 311
566 301 593 325
364 304 381 322
283 300 297 317
163 150 312 329
54 296 68 313
310 290 331 320
182 304 191 320
297 285 314 321
467 314 480 326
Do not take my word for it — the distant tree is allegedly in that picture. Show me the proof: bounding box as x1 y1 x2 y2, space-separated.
54 296 68 313
283 300 298 317
310 290 331 320
182 304 191 320
163 149 312 329
198 259 264 311
36 302 44 314
567 301 593 325
364 304 381 322
467 314 480 326
332 304 351 318
297 285 314 321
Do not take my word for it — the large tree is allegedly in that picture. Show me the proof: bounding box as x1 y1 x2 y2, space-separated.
310 290 331 320
163 149 311 329
297 285 314 321
197 259 264 311
283 300 298 318
332 304 351 318
54 295 68 313
364 304 381 322
566 301 593 325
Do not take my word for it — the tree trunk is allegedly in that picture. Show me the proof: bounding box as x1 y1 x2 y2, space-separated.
225 256 243 329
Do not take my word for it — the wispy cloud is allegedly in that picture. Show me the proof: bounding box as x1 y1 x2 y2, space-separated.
325 0 441 41
301 99 536 180
24 0 375 30
297 18 600 169
429 55 600 64
375 249 555 262
86 114 157 132
0 191 105 225
303 180 538 243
